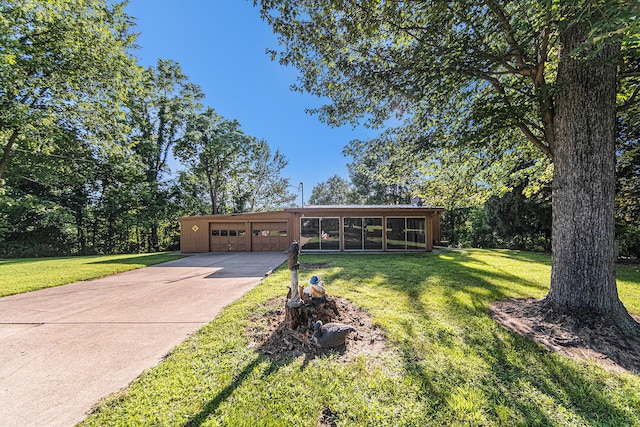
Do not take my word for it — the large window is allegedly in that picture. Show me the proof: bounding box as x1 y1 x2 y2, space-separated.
406 218 426 249
344 217 383 251
300 217 339 250
386 218 406 250
364 218 383 250
300 218 320 249
386 217 426 250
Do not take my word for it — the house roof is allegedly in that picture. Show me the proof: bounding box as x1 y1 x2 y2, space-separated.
286 204 445 210
179 205 445 221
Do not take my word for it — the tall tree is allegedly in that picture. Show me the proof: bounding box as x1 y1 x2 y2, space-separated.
173 171 211 217
258 0 640 333
128 59 203 250
308 175 354 205
0 0 139 181
345 135 424 204
232 139 297 212
174 108 254 215
91 145 149 254
0 127 95 256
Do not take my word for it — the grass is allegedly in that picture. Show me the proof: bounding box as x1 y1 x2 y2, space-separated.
0 252 184 297
71 249 639 425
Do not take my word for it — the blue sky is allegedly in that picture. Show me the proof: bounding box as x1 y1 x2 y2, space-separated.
124 0 381 200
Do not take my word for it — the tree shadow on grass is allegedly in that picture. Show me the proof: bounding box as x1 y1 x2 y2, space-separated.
308 251 639 425
88 253 183 266
399 297 637 424
182 356 273 427
423 261 637 424
484 330 637 425
181 296 366 426
180 341 350 426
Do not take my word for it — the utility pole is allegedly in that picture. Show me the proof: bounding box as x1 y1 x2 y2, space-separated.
299 182 304 207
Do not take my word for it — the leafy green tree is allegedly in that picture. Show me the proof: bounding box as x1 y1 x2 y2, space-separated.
0 0 139 181
616 122 640 258
453 206 499 249
308 175 354 205
173 171 211 217
174 108 254 215
484 183 552 251
128 59 203 250
230 139 297 212
616 69 640 258
258 0 640 333
344 135 424 204
90 147 149 254
0 126 97 256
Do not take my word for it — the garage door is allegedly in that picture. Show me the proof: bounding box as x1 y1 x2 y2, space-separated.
209 223 248 252
251 222 290 251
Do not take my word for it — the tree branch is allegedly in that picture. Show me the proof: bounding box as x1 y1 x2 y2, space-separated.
617 83 640 112
480 73 553 159
484 0 534 74
534 3 552 87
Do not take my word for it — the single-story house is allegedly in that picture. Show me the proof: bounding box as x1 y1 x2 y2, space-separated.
179 205 444 253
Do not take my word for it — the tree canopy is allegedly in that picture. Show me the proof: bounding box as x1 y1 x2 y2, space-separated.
308 174 354 205
258 0 640 334
0 1 297 257
0 0 139 180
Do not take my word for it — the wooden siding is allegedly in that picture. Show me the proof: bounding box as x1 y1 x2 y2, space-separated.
179 206 443 253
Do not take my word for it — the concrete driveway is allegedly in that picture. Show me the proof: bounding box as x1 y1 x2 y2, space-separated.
0 252 286 427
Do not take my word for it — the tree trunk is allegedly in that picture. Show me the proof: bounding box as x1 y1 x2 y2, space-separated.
75 208 87 255
150 224 159 252
547 21 638 334
0 129 19 181
285 297 341 331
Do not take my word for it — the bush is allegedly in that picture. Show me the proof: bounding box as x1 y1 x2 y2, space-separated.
441 186 552 252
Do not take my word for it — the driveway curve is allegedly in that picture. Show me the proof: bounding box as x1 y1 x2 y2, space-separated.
0 252 286 427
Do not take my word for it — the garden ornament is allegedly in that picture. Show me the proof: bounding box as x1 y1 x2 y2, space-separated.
311 320 355 348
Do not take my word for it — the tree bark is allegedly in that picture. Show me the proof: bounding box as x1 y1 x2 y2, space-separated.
547 21 638 334
0 129 19 181
285 297 340 331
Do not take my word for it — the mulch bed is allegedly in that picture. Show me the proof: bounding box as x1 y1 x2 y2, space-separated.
491 298 640 374
246 296 388 363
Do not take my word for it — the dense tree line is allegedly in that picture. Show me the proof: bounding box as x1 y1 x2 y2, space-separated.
0 1 296 257
312 135 634 257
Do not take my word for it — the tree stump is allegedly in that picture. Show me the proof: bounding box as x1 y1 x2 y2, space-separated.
285 298 341 331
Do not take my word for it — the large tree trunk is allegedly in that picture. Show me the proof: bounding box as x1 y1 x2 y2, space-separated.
547 21 638 335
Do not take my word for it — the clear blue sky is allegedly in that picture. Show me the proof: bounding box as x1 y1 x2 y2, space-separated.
124 0 380 199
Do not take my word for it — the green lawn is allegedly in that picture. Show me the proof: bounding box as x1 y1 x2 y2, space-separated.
0 252 184 297
72 250 640 425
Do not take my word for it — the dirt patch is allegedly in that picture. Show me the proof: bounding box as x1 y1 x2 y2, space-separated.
246 297 387 363
317 407 338 427
491 298 640 374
